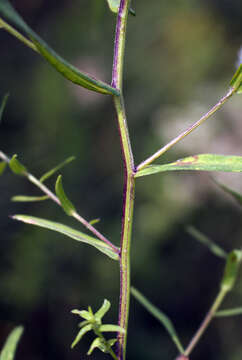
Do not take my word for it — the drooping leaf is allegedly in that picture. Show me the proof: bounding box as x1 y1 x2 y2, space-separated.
95 299 111 321
12 214 119 260
221 250 242 292
40 156 75 183
212 178 242 207
186 226 227 259
135 154 242 178
55 175 76 216
131 287 184 354
0 0 119 96
0 93 9 123
71 324 92 348
11 195 49 202
9 154 27 175
0 326 24 360
0 161 7 175
230 64 242 94
215 307 242 317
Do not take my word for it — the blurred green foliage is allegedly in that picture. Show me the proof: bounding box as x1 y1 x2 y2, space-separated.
0 1 242 359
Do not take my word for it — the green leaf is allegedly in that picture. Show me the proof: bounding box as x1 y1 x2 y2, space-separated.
221 250 242 292
9 154 27 175
89 218 101 226
95 299 111 321
215 307 242 318
71 309 93 321
11 195 49 202
0 161 7 175
12 214 119 260
40 156 75 183
55 175 76 216
212 178 242 207
230 64 242 94
106 0 136 15
0 0 119 96
131 287 184 354
0 326 24 360
106 0 120 12
186 226 227 259
135 154 242 178
0 93 9 123
87 337 105 355
99 324 125 333
71 324 92 348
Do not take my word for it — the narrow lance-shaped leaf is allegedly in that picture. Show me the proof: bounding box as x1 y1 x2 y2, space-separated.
40 156 75 183
220 250 242 292
9 154 27 175
0 0 119 96
11 195 49 202
0 162 7 175
186 226 227 259
135 154 242 178
55 175 76 216
12 214 119 261
131 287 184 354
212 178 242 207
0 93 9 123
95 299 111 321
215 307 242 318
99 324 125 333
0 326 24 360
71 324 92 348
230 64 242 94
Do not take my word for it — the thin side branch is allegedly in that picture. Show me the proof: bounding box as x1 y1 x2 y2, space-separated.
0 151 119 255
137 87 236 171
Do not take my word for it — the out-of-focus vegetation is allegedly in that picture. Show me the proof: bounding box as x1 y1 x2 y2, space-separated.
0 1 242 359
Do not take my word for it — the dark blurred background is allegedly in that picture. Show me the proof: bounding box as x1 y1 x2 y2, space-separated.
0 0 242 359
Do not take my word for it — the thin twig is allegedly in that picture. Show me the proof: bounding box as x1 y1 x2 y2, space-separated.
137 87 236 171
0 150 119 255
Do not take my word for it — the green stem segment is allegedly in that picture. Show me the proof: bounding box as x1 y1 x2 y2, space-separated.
111 1 135 359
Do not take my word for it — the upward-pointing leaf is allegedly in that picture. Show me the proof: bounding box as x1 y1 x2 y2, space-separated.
0 0 119 96
9 154 27 176
12 214 119 260
135 154 242 178
55 175 76 216
40 156 75 183
0 326 24 360
230 65 242 94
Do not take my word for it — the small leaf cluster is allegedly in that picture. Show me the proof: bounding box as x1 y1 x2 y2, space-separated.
71 299 124 357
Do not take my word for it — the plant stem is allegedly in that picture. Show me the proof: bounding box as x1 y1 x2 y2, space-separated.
137 87 236 171
184 287 228 357
0 17 38 53
112 1 135 359
0 150 119 254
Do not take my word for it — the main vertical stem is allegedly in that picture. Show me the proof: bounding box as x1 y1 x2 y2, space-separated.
111 1 135 359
